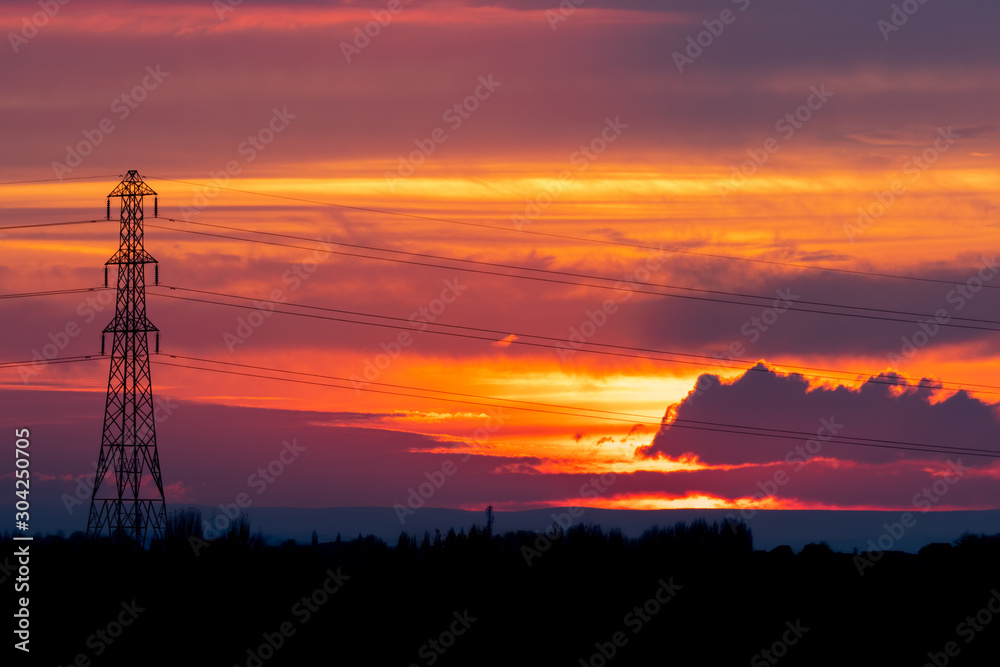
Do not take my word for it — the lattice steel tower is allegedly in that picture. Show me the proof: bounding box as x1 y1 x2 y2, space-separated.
87 170 165 548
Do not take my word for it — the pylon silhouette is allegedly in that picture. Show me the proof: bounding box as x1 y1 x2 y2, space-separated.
87 170 165 548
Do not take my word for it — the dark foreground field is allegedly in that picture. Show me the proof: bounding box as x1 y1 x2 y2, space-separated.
8 518 1000 666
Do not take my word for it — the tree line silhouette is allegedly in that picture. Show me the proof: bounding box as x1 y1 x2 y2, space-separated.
6 509 999 666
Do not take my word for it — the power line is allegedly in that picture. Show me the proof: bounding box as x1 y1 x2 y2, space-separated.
16 283 993 398
145 175 1000 292
168 354 666 422
3 287 992 397
145 221 1000 332
0 287 110 300
150 284 1000 396
0 174 119 186
147 355 1000 459
5 213 995 325
0 354 102 368
4 176 994 296
158 217 1000 326
0 219 109 231
1 254 992 392
3 352 994 458
166 353 1000 455
1 282 993 402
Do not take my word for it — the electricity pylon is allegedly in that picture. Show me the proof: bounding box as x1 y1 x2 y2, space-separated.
87 170 165 548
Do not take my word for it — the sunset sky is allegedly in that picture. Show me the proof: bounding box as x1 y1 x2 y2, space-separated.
2 0 999 525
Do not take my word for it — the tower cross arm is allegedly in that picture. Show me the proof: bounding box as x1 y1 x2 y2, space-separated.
108 170 157 198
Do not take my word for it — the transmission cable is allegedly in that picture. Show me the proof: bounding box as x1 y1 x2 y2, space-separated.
148 355 1000 459
156 217 1000 326
144 175 1000 292
149 284 1000 396
144 222 1000 332
0 174 120 186
0 219 109 231
0 287 111 300
2 352 994 458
